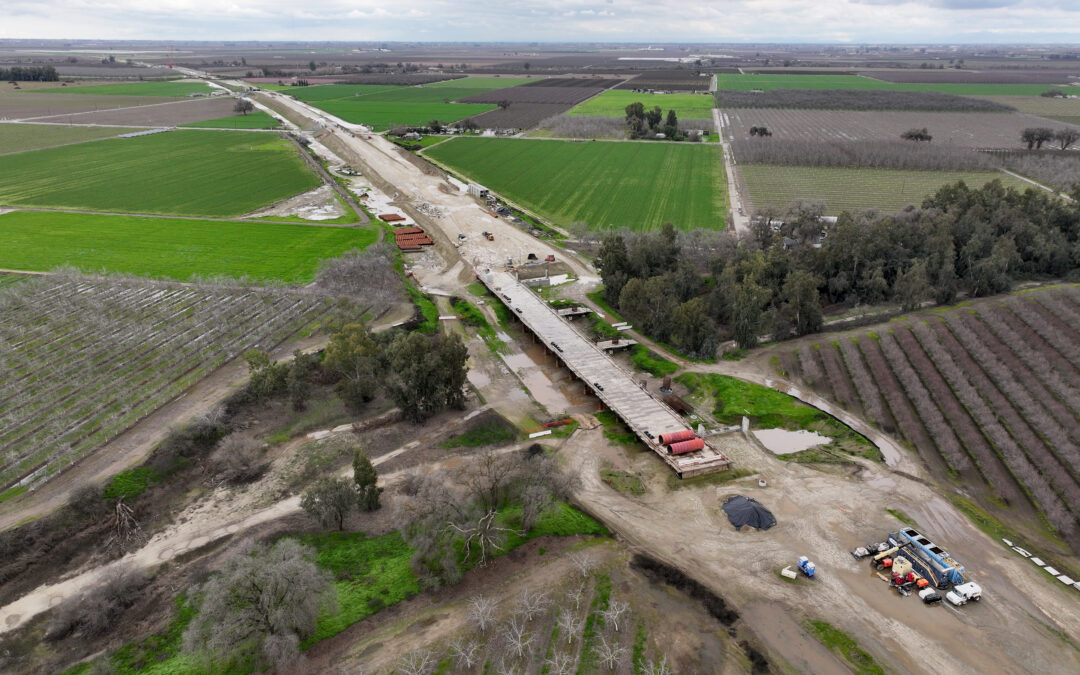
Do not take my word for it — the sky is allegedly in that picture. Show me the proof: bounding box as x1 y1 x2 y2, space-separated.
3 0 1080 44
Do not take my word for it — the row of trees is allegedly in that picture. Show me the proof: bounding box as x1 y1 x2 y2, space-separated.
1021 127 1080 151
716 88 1013 112
0 65 58 81
597 179 1080 351
731 138 997 171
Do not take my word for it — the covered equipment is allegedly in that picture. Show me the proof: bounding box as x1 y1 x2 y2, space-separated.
722 495 777 531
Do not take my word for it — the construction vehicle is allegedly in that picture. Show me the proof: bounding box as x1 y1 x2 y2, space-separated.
798 556 816 579
889 528 966 588
869 545 901 571
946 582 982 606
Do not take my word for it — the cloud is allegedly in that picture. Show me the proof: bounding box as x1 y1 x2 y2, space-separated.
0 0 1077 42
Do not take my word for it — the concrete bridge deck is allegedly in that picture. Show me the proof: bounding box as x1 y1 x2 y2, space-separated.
479 269 731 477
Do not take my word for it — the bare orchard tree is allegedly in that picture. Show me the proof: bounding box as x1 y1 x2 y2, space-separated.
312 244 403 311
601 599 629 632
545 651 576 675
183 539 336 670
517 587 550 621
566 582 587 610
467 594 498 632
557 609 584 644
503 616 535 659
450 638 482 669
594 634 629 671
397 649 437 675
569 551 599 578
645 655 673 675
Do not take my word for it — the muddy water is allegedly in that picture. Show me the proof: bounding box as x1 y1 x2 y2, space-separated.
500 341 595 414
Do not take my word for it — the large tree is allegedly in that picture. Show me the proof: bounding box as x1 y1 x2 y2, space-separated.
353 449 382 511
385 332 468 422
233 99 255 115
1054 128 1080 151
301 476 358 530
324 323 383 410
183 540 335 669
780 270 823 337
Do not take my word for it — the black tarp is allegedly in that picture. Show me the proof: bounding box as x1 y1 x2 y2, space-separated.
722 495 777 531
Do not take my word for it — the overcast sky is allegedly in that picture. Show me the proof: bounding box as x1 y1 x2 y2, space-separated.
4 0 1080 44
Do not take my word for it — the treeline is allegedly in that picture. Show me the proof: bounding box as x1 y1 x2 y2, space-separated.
716 89 1013 112
0 65 58 82
597 180 1080 352
731 138 999 171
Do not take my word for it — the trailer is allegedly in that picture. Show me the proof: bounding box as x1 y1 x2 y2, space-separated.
889 527 966 588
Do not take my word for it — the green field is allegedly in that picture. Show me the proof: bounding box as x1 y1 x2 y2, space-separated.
274 78 524 130
716 74 1079 97
0 211 374 282
569 89 715 119
0 123 139 154
179 111 280 129
740 165 1030 215
0 129 320 217
37 81 214 97
0 273 29 289
426 137 726 231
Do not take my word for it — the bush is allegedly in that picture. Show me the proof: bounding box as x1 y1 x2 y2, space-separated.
208 433 265 484
46 567 149 641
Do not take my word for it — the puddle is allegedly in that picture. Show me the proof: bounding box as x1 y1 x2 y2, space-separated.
753 428 831 455
467 369 491 388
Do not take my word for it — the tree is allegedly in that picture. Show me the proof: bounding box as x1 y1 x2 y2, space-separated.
244 350 288 401
300 476 358 530
323 323 382 411
503 616 534 658
385 332 468 423
353 449 382 511
397 649 436 675
669 297 718 359
1054 128 1080 151
1021 127 1054 150
467 594 497 632
569 551 598 578
645 105 663 129
428 119 443 133
900 127 932 142
893 259 933 311
780 270 823 337
517 588 550 621
523 62 531 70
731 280 770 349
286 349 319 411
451 639 481 669
665 109 678 128
601 599 629 632
497 99 511 110
233 99 255 115
594 634 628 671
308 60 317 71
624 101 645 122
557 610 584 644
183 540 335 670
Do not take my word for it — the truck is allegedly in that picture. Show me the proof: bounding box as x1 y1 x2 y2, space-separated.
946 582 982 606
888 527 966 588
798 556 816 579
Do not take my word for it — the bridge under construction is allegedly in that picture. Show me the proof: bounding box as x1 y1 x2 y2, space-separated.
478 268 732 478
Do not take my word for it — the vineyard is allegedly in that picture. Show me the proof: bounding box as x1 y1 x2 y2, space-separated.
773 286 1080 545
0 275 336 492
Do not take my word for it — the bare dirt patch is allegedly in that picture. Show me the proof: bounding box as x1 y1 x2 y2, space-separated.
23 96 237 126
246 184 348 221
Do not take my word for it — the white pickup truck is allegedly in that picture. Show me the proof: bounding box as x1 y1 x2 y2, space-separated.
946 582 982 606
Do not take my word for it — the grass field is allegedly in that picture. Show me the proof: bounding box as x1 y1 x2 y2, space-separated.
0 129 320 217
37 81 213 97
0 211 373 282
740 165 1030 215
179 111 280 129
568 89 715 118
716 74 1079 97
0 123 140 153
425 137 726 231
275 78 527 130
